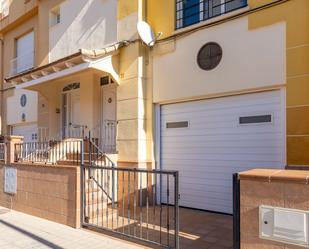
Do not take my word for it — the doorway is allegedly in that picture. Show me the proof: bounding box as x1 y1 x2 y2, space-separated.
62 83 81 138
100 85 117 152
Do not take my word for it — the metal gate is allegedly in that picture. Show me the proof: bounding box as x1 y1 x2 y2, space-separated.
81 163 179 248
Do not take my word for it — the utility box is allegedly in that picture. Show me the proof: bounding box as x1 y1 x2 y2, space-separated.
4 167 17 195
260 205 309 247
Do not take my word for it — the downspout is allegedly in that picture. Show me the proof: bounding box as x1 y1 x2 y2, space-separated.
0 37 4 136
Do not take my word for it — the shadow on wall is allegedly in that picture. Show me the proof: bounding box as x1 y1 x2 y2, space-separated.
49 0 117 62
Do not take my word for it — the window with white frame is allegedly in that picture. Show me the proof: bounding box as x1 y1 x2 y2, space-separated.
176 0 247 29
49 5 61 27
11 31 34 76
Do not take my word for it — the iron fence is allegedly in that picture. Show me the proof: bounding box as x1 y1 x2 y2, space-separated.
176 0 247 29
233 173 240 249
87 138 115 168
81 165 179 249
14 140 82 165
88 120 117 153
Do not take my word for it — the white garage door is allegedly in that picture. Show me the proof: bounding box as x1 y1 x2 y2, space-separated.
11 124 38 142
160 90 285 214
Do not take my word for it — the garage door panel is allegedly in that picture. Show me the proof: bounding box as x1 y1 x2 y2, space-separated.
161 93 281 115
160 90 284 213
162 157 283 165
162 153 282 163
162 160 283 171
162 110 281 124
162 144 281 151
161 133 282 142
161 128 282 137
161 113 281 128
161 146 283 155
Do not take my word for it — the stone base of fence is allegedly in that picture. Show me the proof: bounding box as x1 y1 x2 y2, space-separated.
0 162 80 228
239 169 309 248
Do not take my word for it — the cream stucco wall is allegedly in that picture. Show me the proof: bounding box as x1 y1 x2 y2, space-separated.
6 88 37 125
2 14 38 78
49 0 117 62
31 69 105 139
153 17 286 103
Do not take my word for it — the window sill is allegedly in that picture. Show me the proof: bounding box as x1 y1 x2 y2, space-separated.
173 6 250 36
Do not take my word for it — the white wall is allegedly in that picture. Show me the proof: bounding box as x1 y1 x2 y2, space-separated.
6 89 38 125
153 17 286 103
49 0 117 62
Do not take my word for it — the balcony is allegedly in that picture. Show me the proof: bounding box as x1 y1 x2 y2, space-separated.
10 50 34 76
176 0 248 29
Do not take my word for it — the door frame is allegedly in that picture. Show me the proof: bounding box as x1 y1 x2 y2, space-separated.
100 83 117 125
61 86 81 138
99 83 117 152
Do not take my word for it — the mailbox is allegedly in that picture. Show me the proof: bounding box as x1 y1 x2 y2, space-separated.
260 205 309 247
4 167 17 195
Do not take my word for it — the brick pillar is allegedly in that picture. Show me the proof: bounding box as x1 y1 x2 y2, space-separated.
5 135 23 164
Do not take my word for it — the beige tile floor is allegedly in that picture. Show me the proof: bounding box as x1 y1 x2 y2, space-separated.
0 206 233 249
178 208 233 249
85 206 233 249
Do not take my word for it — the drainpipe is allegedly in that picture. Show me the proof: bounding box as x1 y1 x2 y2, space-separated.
0 37 4 136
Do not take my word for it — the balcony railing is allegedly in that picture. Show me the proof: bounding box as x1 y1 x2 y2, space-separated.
10 50 34 76
176 0 247 29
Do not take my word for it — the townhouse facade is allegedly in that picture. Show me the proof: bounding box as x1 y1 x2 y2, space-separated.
0 0 308 217
0 0 154 169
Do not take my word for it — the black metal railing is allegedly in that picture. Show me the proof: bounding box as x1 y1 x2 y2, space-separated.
233 173 240 249
87 137 115 168
14 140 82 165
81 165 179 249
88 120 117 154
176 0 247 29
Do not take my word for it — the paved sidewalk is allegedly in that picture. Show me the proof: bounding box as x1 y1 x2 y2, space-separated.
0 207 147 249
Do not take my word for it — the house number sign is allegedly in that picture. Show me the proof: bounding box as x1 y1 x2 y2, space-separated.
4 167 17 195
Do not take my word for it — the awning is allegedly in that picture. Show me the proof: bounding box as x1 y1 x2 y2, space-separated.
6 41 127 89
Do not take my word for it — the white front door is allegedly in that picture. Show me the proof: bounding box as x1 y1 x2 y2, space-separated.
101 86 116 152
62 90 80 138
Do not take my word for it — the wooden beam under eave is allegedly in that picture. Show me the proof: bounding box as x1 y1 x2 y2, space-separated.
21 76 31 82
30 74 40 80
41 70 50 76
52 66 61 72
65 62 75 68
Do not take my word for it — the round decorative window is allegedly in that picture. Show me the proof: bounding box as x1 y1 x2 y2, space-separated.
20 94 27 107
197 42 222 71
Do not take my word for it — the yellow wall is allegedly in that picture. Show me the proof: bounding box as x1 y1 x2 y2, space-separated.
147 0 175 39
117 0 138 20
248 0 309 165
